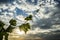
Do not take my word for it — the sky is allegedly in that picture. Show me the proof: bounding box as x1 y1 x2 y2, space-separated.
0 0 60 40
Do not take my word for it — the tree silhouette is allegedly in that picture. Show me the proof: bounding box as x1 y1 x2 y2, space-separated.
0 19 17 40
0 21 5 40
0 15 33 40
19 15 32 34
25 15 32 21
19 23 30 34
5 19 17 40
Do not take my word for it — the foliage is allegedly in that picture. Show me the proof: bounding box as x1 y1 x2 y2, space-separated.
19 23 30 34
5 25 14 33
0 19 17 40
0 21 5 27
5 33 9 40
0 21 5 40
35 9 39 12
5 19 17 33
19 15 32 34
0 21 5 31
9 19 16 26
25 15 32 21
0 15 32 40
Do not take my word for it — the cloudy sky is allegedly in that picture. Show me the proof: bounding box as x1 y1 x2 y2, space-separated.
0 0 60 40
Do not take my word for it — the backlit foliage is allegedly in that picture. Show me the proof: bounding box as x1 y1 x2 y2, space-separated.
19 23 30 34
25 15 32 21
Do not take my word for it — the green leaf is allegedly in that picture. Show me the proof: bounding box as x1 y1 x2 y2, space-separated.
19 23 30 34
35 9 39 12
0 21 5 31
0 21 5 27
25 15 32 21
6 25 15 33
9 19 16 26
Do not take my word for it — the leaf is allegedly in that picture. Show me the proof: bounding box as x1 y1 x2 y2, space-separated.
9 19 16 26
19 23 30 34
35 9 39 12
25 15 32 21
0 21 5 31
0 21 5 27
6 25 15 33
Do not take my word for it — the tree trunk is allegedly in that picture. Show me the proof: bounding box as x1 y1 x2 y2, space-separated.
0 32 3 40
5 33 9 40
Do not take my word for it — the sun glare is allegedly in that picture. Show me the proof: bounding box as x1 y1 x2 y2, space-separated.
15 28 25 35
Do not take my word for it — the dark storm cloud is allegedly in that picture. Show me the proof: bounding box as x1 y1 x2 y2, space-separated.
0 0 14 3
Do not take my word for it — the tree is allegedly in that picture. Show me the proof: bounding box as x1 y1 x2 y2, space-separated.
19 15 32 34
25 15 32 21
4 19 17 40
0 19 17 40
35 9 39 12
0 21 5 40
19 23 30 34
0 15 33 40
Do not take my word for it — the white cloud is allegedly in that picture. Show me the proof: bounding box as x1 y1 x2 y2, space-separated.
16 15 25 21
0 4 8 10
27 27 51 34
8 12 14 16
8 5 16 11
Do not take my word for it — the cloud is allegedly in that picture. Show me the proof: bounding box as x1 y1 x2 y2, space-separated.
42 31 60 40
0 0 60 39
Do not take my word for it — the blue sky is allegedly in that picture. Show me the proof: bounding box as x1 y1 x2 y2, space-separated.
15 7 28 16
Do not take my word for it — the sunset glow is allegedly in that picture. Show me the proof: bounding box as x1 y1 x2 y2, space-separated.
14 27 25 35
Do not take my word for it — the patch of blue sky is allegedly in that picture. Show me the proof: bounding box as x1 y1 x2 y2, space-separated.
15 7 28 17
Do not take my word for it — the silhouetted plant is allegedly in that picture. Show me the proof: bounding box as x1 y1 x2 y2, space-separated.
0 21 5 40
0 19 17 40
25 15 32 21
5 19 17 40
19 15 32 34
19 23 30 34
0 15 33 40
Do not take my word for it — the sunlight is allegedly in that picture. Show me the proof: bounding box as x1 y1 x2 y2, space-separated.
14 27 25 35
16 30 25 35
